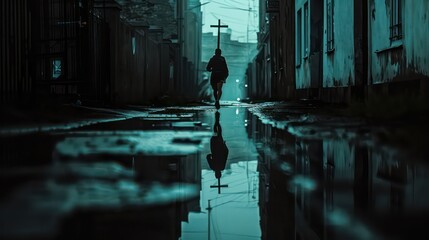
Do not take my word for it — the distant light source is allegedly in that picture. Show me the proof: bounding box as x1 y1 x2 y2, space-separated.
236 108 239 115
245 84 248 88
237 98 241 101
52 59 62 79
236 79 239 83
245 123 248 127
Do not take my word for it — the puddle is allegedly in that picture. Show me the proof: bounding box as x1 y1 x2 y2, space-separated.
2 105 429 239
181 107 261 240
245 109 429 240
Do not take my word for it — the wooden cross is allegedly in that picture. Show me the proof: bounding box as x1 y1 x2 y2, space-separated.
210 19 229 49
210 178 228 194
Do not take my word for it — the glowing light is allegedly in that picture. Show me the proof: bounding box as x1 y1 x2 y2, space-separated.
236 108 239 115
245 123 248 127
245 84 248 87
237 98 241 101
236 79 239 83
244 120 248 123
289 175 317 191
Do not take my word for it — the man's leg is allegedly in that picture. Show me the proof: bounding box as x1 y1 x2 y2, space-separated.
214 82 223 109
211 83 218 101
216 82 223 101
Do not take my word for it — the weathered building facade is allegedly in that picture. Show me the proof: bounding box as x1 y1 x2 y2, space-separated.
249 0 429 103
247 0 272 100
1 0 33 103
319 0 368 102
2 0 202 105
321 0 429 101
295 0 322 92
117 0 203 101
368 0 429 96
322 0 357 88
175 0 203 100
247 0 296 101
269 0 296 100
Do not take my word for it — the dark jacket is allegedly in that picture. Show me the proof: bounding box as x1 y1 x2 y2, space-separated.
206 55 229 83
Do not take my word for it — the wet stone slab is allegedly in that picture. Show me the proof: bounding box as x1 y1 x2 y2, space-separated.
50 130 212 182
0 113 213 239
77 118 210 131
53 130 212 158
0 162 198 240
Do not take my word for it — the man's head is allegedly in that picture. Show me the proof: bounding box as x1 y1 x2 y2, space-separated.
215 48 222 56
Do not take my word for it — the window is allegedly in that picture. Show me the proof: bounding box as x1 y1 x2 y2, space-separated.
390 0 402 41
52 59 62 79
304 2 309 57
132 37 136 55
326 0 334 51
296 9 302 65
169 62 174 80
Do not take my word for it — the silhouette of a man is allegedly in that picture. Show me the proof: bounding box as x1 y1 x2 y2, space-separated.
206 111 229 190
206 49 229 109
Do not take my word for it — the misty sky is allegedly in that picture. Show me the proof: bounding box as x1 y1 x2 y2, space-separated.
201 0 259 43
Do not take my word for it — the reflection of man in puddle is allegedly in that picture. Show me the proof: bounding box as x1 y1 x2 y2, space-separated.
206 111 229 193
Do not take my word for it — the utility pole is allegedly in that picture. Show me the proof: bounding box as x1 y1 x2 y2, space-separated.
210 19 228 49
207 200 212 240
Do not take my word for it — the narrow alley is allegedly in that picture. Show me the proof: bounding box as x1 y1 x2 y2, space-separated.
2 0 429 239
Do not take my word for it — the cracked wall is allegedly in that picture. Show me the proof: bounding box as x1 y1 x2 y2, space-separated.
323 0 356 88
369 0 429 84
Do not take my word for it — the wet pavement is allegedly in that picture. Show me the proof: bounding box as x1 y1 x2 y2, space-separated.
1 102 429 239
182 107 260 240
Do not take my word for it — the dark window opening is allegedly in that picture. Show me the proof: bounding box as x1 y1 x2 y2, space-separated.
390 0 402 41
296 9 302 65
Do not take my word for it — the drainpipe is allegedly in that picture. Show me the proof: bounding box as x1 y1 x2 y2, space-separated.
367 1 372 87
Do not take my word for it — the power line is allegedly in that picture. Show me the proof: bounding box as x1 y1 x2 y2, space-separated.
207 13 257 31
226 0 245 6
210 0 242 9
219 6 257 12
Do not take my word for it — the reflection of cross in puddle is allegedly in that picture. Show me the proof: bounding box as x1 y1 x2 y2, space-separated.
210 178 228 194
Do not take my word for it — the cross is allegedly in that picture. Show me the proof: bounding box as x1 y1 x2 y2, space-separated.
210 19 228 49
210 178 228 194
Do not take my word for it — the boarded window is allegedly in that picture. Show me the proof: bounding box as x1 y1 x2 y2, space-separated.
296 9 302 65
326 0 334 51
390 0 402 41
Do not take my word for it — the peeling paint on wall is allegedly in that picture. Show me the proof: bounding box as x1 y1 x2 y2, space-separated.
295 0 323 90
323 0 356 88
370 0 429 84
295 0 311 89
